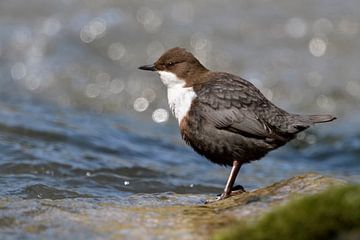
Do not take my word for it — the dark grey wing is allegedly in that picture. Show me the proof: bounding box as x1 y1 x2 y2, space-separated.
195 73 286 140
201 106 271 139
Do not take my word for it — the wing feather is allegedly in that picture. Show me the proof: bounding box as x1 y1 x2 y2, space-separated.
195 73 281 139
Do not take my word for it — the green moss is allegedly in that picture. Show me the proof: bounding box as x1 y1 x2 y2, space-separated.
214 185 360 240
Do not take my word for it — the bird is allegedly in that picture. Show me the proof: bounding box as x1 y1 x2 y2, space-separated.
139 47 336 202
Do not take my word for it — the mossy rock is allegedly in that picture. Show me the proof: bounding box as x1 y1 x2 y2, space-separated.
214 185 360 240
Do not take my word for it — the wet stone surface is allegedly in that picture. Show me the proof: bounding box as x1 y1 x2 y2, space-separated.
0 173 346 240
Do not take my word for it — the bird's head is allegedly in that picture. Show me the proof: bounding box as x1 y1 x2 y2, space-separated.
139 47 208 87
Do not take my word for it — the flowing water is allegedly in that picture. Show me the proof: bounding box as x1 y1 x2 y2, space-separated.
0 0 359 239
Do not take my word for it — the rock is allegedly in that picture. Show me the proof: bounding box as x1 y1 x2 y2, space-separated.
0 173 346 239
185 173 347 239
205 173 347 219
214 184 360 240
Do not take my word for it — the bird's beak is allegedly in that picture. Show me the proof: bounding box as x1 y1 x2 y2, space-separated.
138 64 156 71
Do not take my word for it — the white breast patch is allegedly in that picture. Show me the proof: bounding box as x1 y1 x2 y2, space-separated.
158 71 197 124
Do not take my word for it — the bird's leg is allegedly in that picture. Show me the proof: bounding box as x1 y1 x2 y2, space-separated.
205 160 245 204
218 160 243 200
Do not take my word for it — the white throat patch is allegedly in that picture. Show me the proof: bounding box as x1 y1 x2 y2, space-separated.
158 71 197 124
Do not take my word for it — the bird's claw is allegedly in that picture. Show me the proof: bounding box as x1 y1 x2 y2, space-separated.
205 185 246 204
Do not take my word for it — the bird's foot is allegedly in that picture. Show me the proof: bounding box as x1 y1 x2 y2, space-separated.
216 185 246 197
229 184 246 193
205 185 246 204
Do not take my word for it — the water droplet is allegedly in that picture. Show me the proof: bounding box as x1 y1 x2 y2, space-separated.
152 108 169 123
133 97 149 112
296 132 306 141
85 84 100 98
108 42 126 61
80 25 96 43
136 7 162 33
309 37 327 57
89 18 106 36
96 72 111 85
80 18 107 43
110 78 125 94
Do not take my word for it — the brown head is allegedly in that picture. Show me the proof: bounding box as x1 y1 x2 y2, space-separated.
139 47 209 87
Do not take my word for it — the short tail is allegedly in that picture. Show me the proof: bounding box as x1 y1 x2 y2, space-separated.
302 114 337 124
288 114 336 133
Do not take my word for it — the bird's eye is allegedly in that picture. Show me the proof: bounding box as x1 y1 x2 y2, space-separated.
166 62 175 67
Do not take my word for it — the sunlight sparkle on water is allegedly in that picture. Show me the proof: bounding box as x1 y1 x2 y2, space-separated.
133 97 149 112
309 37 327 57
108 42 126 61
86 84 101 98
136 7 162 33
110 78 125 94
152 108 169 123
80 18 107 43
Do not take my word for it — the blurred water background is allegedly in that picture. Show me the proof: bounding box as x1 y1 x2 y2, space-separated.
0 0 360 238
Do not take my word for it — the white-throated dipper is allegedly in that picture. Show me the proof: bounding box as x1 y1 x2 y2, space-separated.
139 47 336 202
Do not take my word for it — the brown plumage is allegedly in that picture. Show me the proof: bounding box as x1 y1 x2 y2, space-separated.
139 47 336 201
